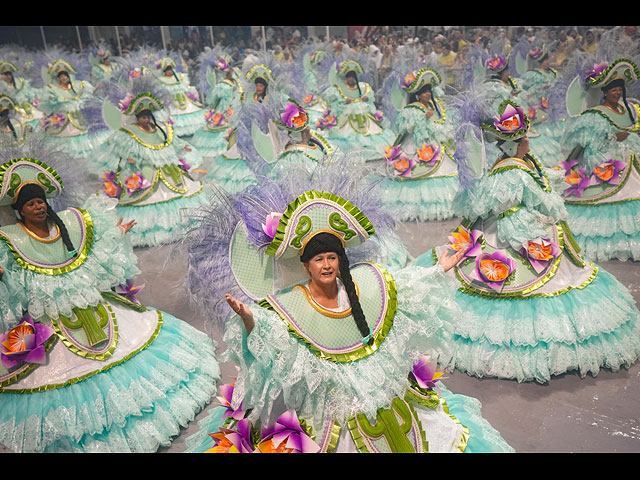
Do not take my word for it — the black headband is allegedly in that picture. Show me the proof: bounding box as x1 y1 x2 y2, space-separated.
12 183 47 212
602 78 625 92
300 232 345 263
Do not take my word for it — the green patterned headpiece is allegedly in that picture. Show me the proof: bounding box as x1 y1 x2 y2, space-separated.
402 67 441 93
265 190 376 260
124 92 164 116
246 64 274 84
0 94 16 114
0 61 18 74
336 59 364 77
310 49 329 65
566 58 640 116
0 157 64 207
48 59 76 79
481 100 530 157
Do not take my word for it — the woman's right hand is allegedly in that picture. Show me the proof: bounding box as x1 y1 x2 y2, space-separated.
226 294 254 333
0 266 3 280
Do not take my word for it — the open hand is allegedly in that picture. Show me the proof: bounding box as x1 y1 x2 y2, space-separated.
117 217 137 234
226 294 255 333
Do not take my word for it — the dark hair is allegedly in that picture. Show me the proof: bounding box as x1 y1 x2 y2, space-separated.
346 70 362 96
602 79 634 124
300 232 372 345
255 77 268 101
13 183 77 257
137 108 168 144
410 83 441 117
0 109 16 139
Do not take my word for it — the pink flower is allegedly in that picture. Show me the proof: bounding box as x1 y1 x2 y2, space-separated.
262 212 282 239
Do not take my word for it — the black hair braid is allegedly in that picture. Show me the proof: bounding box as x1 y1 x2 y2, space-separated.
338 252 372 345
150 112 168 144
5 117 17 139
46 204 77 257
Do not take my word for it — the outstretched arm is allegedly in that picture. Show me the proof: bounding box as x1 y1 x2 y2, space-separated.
225 294 255 334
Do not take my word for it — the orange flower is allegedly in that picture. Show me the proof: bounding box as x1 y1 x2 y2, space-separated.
479 258 510 282
449 227 471 251
565 169 581 185
257 437 294 453
500 115 521 131
2 323 34 353
206 433 241 453
417 143 437 163
291 112 307 128
594 164 614 182
527 240 554 261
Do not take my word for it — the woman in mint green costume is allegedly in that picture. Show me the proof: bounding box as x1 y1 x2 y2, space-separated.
189 52 244 158
180 173 513 453
0 152 219 453
321 59 395 161
513 45 565 166
154 55 206 138
376 67 460 222
414 99 640 383
0 94 30 147
37 57 108 159
0 60 45 129
559 58 640 261
91 80 210 248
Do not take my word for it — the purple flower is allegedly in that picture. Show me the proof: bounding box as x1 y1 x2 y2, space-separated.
115 279 145 303
474 250 515 292
262 212 282 239
124 172 151 196
493 104 526 134
563 168 592 198
486 55 507 72
374 110 384 122
585 62 609 83
207 419 255 453
520 238 561 274
216 58 229 72
448 226 483 259
179 158 191 171
216 383 246 421
281 101 308 129
411 355 444 395
118 93 134 113
383 145 402 163
257 410 321 453
101 171 123 199
0 316 55 369
391 156 416 177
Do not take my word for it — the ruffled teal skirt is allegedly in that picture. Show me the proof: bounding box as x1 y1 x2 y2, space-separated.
189 129 230 159
171 110 206 138
0 312 220 453
414 251 640 383
116 187 210 248
183 382 513 453
376 175 459 222
566 201 640 262
203 156 258 195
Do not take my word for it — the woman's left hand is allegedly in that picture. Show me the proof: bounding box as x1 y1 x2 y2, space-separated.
438 248 466 272
117 217 137 234
184 146 192 152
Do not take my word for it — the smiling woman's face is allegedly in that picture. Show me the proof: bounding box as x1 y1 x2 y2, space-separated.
304 251 339 286
20 197 47 224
